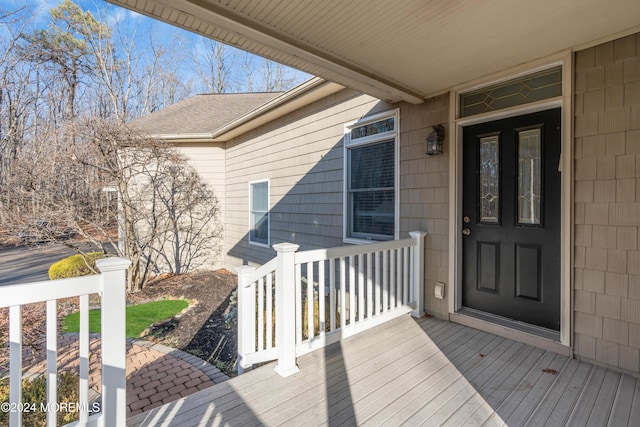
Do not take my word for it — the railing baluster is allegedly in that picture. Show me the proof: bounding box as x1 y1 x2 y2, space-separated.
318 260 325 336
366 252 373 320
9 305 22 427
306 262 314 340
258 277 265 350
410 231 427 317
79 294 90 423
329 259 336 332
349 256 356 326
339 257 346 330
374 251 380 316
403 247 409 305
266 273 273 349
358 254 364 323
46 299 57 427
390 249 396 309
295 262 302 344
396 249 402 306
411 247 415 303
383 250 389 313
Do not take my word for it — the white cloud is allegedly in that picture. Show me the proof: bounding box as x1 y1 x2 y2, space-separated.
105 8 125 26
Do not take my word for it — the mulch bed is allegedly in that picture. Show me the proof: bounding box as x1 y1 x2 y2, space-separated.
127 270 238 376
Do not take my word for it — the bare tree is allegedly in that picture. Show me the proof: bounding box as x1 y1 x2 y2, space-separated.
193 38 236 93
259 57 298 92
141 33 193 114
0 6 33 188
239 51 257 92
19 0 110 123
2 119 222 291
146 162 222 274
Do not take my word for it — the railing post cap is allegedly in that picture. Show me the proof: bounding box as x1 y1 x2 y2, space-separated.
272 242 300 253
409 231 427 238
96 257 131 272
236 265 256 275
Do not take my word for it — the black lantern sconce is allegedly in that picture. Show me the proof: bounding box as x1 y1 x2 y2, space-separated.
426 124 445 156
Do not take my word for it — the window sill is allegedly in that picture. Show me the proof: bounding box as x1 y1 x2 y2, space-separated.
249 241 271 248
343 237 382 245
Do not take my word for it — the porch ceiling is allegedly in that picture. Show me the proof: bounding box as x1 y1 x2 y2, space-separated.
108 0 640 104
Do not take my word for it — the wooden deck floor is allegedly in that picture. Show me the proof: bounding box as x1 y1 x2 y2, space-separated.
127 315 640 426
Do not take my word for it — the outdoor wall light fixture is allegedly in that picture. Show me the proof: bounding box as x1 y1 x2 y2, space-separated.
426 124 445 156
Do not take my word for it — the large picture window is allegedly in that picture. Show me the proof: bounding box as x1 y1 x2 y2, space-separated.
249 180 269 246
344 110 399 242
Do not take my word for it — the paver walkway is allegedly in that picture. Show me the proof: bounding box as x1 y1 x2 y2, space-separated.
21 334 230 416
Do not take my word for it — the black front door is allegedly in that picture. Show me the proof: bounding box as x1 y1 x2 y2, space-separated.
462 108 561 331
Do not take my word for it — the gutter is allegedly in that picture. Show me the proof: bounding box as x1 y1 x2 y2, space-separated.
147 133 217 143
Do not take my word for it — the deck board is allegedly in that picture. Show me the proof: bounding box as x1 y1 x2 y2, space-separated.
127 315 640 427
629 379 640 426
609 375 637 426
525 358 582 426
567 365 608 425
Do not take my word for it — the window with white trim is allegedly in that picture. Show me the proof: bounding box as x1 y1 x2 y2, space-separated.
249 180 270 246
344 110 399 242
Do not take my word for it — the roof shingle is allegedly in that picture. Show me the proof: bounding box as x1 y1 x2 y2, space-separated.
130 92 282 137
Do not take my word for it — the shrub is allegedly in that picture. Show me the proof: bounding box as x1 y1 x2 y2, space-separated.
302 290 338 339
48 252 105 280
0 371 82 426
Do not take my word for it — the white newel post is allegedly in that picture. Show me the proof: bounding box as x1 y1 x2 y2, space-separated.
410 231 427 318
236 266 256 375
96 257 131 427
273 242 300 377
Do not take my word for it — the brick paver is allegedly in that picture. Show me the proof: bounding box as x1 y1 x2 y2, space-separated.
22 334 230 417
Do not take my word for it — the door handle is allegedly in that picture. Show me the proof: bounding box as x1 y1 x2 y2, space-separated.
462 228 471 236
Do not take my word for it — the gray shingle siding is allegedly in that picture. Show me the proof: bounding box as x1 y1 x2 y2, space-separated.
224 89 387 266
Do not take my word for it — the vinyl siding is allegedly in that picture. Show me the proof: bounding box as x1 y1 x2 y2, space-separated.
224 89 392 266
573 32 640 375
222 88 451 321
398 94 450 319
174 142 226 269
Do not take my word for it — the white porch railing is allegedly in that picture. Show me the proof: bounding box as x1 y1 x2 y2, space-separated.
0 257 130 427
237 231 426 377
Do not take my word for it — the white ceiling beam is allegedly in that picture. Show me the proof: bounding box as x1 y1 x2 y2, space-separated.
173 0 425 104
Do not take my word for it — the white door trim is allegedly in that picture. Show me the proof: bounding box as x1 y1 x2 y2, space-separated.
448 52 573 348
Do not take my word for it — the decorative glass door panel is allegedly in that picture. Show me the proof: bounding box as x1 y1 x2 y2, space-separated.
462 109 561 331
518 128 542 225
479 135 500 224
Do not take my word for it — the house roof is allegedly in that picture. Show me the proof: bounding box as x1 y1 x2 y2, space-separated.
130 92 282 141
108 0 640 104
131 78 345 143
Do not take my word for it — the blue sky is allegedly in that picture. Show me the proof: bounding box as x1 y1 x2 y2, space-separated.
5 0 200 45
2 0 309 93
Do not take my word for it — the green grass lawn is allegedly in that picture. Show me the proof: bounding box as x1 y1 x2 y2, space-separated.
62 300 189 338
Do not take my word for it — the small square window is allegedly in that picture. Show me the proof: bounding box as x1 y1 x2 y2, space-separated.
250 180 269 246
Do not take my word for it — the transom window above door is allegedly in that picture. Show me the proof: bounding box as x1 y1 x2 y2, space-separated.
459 66 562 118
344 110 399 243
